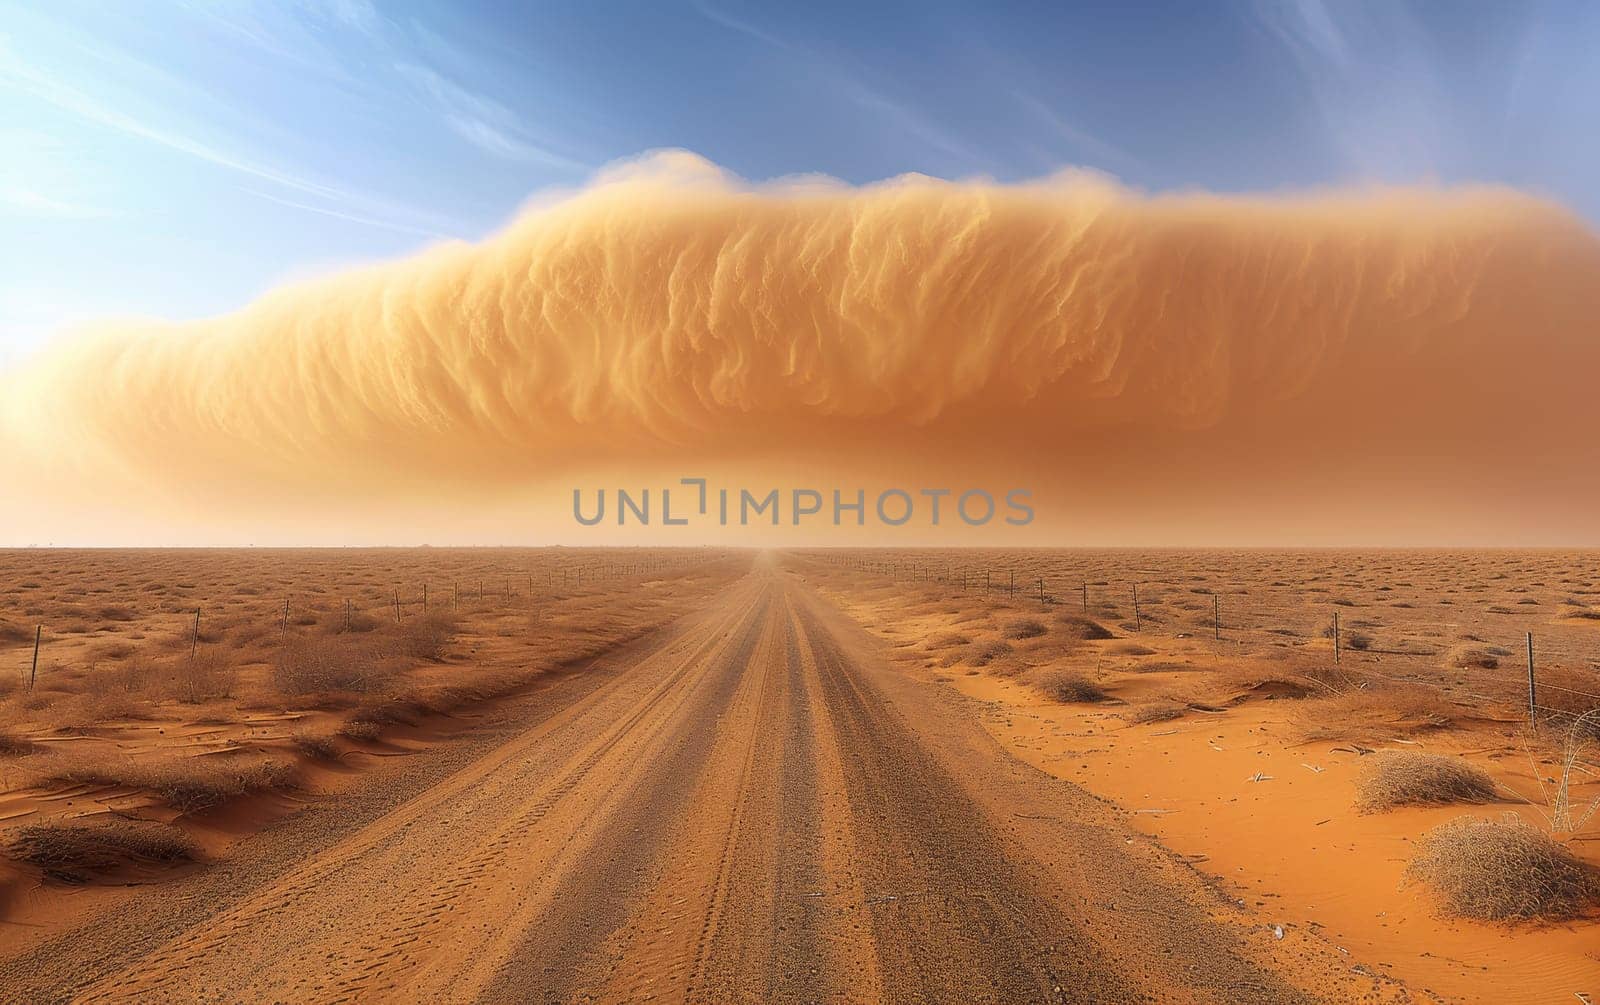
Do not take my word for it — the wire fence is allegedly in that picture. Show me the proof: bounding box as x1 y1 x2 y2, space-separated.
802 548 1600 736
5 547 738 688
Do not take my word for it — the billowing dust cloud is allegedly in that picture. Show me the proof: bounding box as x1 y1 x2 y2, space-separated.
4 150 1599 544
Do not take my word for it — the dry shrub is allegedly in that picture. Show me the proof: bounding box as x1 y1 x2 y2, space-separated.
338 719 384 742
51 691 149 728
103 657 155 693
1035 669 1107 704
227 622 272 647
1217 658 1353 702
0 730 40 757
1524 667 1600 723
1447 644 1506 670
342 611 382 633
944 639 1014 669
1003 618 1048 640
346 695 430 730
12 690 58 714
394 611 457 660
1056 615 1114 641
166 649 237 703
7 821 197 884
0 619 34 646
1406 814 1600 921
412 682 492 715
1216 672 1315 701
273 612 457 696
1127 700 1186 724
1108 642 1155 657
1355 752 1498 812
89 641 136 662
1129 660 1195 675
330 696 438 744
926 631 971 650
1522 710 1600 835
95 651 234 705
159 621 220 652
39 754 296 815
274 634 394 695
289 730 340 761
1296 682 1458 743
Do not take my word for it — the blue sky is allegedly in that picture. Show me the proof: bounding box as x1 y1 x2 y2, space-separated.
3 0 1597 368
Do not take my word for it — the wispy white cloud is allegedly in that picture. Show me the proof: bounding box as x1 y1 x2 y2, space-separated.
839 86 986 166
2 46 338 200
0 186 117 219
395 63 589 171
184 0 383 49
1006 90 1146 176
240 188 450 240
1254 0 1353 70
169 0 383 103
189 3 594 174
0 30 461 236
1246 0 1445 180
313 0 381 33
692 1 989 169
176 5 593 176
691 0 797 53
0 127 121 220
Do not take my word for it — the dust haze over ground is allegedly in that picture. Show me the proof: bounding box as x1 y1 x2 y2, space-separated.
3 150 1600 544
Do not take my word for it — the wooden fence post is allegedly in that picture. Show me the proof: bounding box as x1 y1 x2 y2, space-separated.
1213 594 1220 640
1133 584 1141 631
1526 631 1537 728
1333 610 1341 663
191 608 201 659
1038 578 1045 603
29 625 41 689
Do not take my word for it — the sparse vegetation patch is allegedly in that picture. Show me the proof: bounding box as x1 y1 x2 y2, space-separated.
1127 700 1185 724
1034 669 1107 703
1406 814 1600 921
8 821 198 884
1355 752 1497 812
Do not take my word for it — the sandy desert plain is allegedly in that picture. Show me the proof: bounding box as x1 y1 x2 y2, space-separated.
0 546 1594 1003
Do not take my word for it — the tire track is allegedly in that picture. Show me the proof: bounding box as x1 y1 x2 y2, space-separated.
795 598 1131 1004
69 579 774 1004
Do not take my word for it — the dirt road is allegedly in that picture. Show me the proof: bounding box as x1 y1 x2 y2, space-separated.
1 559 1367 1003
